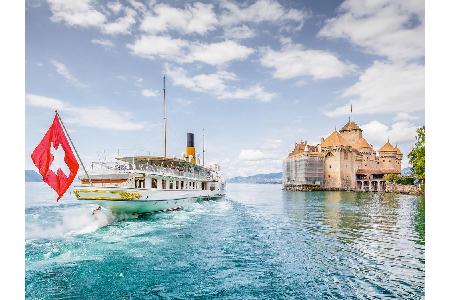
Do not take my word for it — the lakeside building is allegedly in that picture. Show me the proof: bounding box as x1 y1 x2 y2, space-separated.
283 120 402 192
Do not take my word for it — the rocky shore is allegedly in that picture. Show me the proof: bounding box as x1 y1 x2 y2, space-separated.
283 183 423 195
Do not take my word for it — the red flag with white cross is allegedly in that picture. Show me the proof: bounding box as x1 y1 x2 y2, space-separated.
31 113 79 200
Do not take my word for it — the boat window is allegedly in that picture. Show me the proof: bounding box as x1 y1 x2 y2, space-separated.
202 182 206 190
162 180 166 189
176 181 179 189
169 181 174 189
210 183 215 191
135 178 145 189
152 178 157 189
180 181 184 189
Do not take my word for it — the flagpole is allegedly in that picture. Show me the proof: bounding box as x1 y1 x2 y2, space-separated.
163 75 167 159
55 110 92 186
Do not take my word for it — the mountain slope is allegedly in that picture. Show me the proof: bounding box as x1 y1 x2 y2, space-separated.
227 172 282 184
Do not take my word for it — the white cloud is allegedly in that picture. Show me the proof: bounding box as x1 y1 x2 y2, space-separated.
220 85 275 102
394 112 418 122
128 37 253 66
165 64 275 102
127 35 189 61
165 64 234 93
140 2 218 35
64 107 145 131
239 149 279 161
319 0 424 62
361 120 418 147
220 0 307 27
326 61 424 116
26 93 65 110
50 60 87 88
91 39 114 48
141 89 159 97
228 138 285 176
187 40 254 65
107 1 122 14
128 0 148 14
48 0 136 35
48 0 106 28
224 25 255 39
102 8 136 35
260 43 355 80
26 93 145 131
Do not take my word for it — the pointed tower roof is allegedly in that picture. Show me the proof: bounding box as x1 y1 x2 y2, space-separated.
394 144 402 155
340 121 362 132
354 137 372 150
379 140 396 152
320 131 350 148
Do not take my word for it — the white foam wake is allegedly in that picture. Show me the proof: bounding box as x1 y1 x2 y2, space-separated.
26 207 115 241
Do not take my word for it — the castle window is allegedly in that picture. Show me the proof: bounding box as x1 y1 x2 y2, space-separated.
329 165 331 169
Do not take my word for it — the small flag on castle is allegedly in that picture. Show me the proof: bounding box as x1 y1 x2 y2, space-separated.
31 111 80 201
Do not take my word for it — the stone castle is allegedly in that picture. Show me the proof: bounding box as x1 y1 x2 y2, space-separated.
283 120 402 192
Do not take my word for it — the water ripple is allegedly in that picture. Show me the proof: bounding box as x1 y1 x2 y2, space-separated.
26 183 424 299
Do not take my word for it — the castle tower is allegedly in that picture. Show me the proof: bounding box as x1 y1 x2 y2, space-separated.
339 121 362 146
379 140 401 173
393 144 403 172
354 137 376 169
320 130 356 190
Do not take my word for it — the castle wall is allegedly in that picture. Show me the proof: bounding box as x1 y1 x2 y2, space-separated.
380 153 401 173
339 150 356 189
359 150 378 170
340 130 362 146
323 150 342 189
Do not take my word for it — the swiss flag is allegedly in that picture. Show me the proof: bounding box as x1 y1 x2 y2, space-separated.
31 113 79 200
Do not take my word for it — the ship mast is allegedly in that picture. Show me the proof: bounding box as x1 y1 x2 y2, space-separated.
202 128 205 166
163 76 167 159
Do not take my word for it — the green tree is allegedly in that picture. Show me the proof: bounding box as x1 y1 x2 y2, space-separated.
385 173 399 182
408 126 425 180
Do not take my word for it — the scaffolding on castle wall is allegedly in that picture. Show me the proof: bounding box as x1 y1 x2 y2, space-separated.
283 156 324 188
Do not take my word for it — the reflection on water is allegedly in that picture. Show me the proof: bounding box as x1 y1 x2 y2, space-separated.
26 183 424 299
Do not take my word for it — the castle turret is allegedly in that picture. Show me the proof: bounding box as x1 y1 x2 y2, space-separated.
379 140 400 173
339 121 362 146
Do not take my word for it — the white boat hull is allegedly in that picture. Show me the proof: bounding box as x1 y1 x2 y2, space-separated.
73 187 225 214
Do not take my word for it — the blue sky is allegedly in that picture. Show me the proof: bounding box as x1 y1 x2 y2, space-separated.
25 0 424 177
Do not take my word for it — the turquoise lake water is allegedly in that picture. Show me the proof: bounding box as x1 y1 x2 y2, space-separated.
26 183 425 299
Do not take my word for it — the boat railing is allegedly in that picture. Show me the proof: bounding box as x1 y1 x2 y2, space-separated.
140 165 212 181
88 161 213 181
